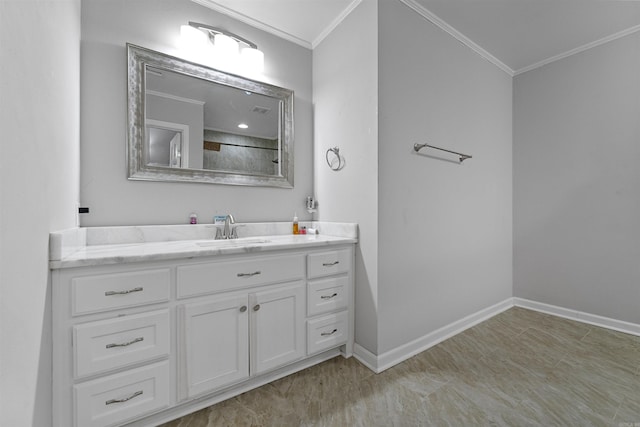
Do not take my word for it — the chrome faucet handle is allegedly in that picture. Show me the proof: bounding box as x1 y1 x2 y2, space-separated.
215 228 223 240
230 224 245 239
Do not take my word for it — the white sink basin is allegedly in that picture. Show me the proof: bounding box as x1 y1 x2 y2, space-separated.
195 238 271 248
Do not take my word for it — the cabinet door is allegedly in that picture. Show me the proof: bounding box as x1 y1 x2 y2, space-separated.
250 281 306 374
180 295 249 399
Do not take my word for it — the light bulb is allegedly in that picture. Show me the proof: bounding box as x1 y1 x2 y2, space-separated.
240 47 264 73
213 33 239 68
180 25 212 64
180 25 208 49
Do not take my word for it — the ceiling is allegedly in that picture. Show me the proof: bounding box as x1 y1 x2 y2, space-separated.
192 0 359 48
194 0 640 75
147 68 280 139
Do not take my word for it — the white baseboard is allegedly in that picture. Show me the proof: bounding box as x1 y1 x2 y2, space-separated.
513 298 640 337
352 343 379 372
353 298 514 373
353 297 640 374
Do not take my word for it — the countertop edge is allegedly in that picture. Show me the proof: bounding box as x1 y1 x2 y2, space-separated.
50 235 358 270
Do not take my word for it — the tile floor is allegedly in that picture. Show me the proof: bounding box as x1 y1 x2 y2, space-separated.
161 307 640 426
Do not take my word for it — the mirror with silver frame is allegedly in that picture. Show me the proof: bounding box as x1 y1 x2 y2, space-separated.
127 44 294 187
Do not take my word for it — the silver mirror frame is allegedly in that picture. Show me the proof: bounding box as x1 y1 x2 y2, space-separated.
127 43 294 188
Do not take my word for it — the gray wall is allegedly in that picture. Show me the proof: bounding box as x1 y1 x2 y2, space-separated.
314 0 512 357
514 32 640 324
0 1 81 425
313 0 380 353
378 0 513 353
81 0 313 226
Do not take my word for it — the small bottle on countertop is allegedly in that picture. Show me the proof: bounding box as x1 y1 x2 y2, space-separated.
300 226 306 235
292 212 299 234
189 213 197 224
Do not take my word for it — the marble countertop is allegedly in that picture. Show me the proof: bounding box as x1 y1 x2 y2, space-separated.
50 222 358 269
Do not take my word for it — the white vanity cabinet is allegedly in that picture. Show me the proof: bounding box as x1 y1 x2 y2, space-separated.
179 294 249 398
250 281 306 373
52 265 173 427
305 248 352 355
176 253 307 400
178 281 306 399
52 243 354 427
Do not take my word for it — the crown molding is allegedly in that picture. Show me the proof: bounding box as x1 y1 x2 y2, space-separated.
399 0 514 77
514 24 640 76
191 0 312 49
312 0 363 49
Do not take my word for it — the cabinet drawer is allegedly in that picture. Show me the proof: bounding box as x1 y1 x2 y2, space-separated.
72 269 170 316
307 276 349 317
74 361 169 427
306 311 348 355
74 309 170 378
307 249 351 279
177 254 304 298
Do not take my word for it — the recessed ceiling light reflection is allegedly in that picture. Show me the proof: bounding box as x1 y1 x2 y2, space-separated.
238 123 249 129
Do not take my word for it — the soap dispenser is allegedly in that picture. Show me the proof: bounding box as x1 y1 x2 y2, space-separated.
292 212 299 235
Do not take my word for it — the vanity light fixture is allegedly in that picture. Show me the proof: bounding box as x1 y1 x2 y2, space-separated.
180 21 264 74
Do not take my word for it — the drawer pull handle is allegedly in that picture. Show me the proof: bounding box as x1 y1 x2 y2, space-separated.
321 293 338 300
322 261 339 267
106 337 144 349
237 271 261 277
104 287 143 296
105 390 143 405
321 329 338 337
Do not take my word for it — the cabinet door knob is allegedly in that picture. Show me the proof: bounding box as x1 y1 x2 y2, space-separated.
239 305 247 312
253 304 261 311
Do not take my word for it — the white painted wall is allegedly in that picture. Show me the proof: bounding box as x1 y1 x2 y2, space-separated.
81 0 313 226
0 1 81 425
377 0 513 353
514 32 640 324
313 0 379 353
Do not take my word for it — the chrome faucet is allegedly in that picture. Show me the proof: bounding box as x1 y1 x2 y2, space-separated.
223 214 235 239
215 214 242 239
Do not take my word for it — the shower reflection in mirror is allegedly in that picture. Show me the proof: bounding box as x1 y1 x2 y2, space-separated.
202 130 279 175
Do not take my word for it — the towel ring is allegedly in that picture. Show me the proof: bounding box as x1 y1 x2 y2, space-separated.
326 147 344 171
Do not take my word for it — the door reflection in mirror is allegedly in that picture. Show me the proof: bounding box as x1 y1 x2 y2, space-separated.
146 120 189 168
